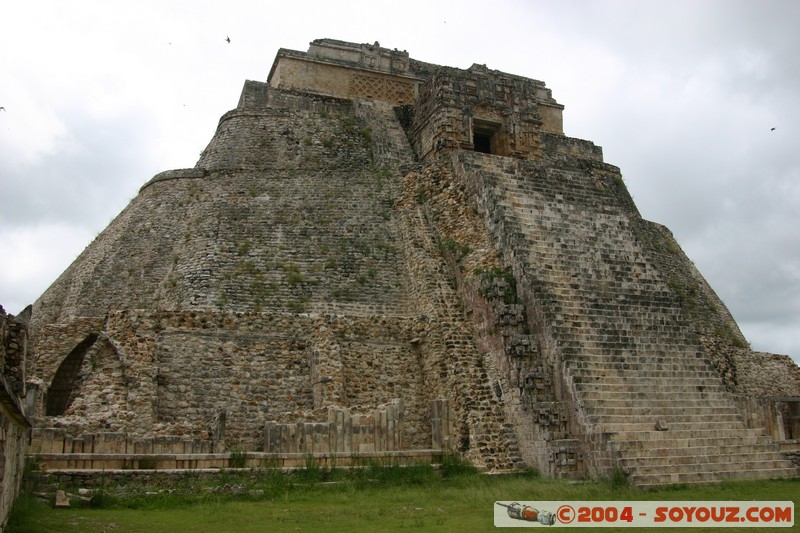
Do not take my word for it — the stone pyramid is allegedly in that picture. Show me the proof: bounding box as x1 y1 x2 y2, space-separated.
26 39 799 485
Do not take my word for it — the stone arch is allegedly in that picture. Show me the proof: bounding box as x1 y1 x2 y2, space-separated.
45 333 98 416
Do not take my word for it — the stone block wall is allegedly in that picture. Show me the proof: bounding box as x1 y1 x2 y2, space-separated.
732 350 800 439
268 40 425 106
30 310 445 451
30 428 214 455
0 405 28 530
733 351 800 398
0 307 31 531
30 84 410 332
407 64 563 161
264 403 408 454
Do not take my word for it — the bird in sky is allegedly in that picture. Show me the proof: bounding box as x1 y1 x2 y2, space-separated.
226 36 231 44
0 107 5 112
771 127 776 131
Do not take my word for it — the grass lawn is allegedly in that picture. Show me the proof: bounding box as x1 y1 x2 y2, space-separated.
7 464 799 532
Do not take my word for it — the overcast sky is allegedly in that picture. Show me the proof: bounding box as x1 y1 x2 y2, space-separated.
1 0 797 363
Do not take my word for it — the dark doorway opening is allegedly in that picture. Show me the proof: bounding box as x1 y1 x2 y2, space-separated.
472 118 502 155
46 333 98 416
473 132 492 154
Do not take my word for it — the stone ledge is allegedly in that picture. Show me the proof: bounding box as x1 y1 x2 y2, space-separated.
139 168 208 192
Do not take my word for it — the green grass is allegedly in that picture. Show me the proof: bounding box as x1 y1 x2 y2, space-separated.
7 467 799 532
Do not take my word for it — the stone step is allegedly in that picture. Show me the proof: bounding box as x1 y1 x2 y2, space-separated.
571 371 725 384
558 330 678 345
569 367 722 384
529 280 668 295
574 380 727 393
565 350 709 362
575 386 729 397
569 358 716 371
580 398 735 410
536 289 670 306
548 320 691 334
546 311 685 328
583 405 741 418
635 442 784 461
609 435 777 459
571 372 724 385
628 466 798 487
607 429 769 444
568 351 714 363
521 241 642 259
552 310 698 326
620 451 789 469
575 389 728 402
570 366 722 382
547 303 684 315
553 332 694 345
552 295 678 308
595 419 747 433
551 309 688 326
556 338 698 350
576 394 733 407
498 193 616 212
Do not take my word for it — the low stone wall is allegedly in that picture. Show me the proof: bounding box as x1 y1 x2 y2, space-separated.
31 428 214 455
29 449 447 503
31 399 453 462
34 449 441 473
265 403 407 454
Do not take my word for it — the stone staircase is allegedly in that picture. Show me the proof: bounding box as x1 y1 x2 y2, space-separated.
456 151 798 486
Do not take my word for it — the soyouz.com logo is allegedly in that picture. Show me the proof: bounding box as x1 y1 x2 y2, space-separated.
493 501 794 527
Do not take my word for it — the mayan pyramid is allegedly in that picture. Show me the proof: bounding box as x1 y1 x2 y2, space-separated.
26 39 799 486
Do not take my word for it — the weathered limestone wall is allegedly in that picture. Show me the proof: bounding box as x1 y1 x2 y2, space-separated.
30 84 409 335
0 307 31 531
733 351 800 440
734 351 800 398
268 39 432 106
269 52 420 106
0 404 27 531
31 310 442 451
408 64 564 162
264 404 407 454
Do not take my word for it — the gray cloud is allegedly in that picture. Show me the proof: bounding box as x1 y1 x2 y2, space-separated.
0 110 149 230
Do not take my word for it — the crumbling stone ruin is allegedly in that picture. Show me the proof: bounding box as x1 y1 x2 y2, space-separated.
0 306 32 527
21 39 800 486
